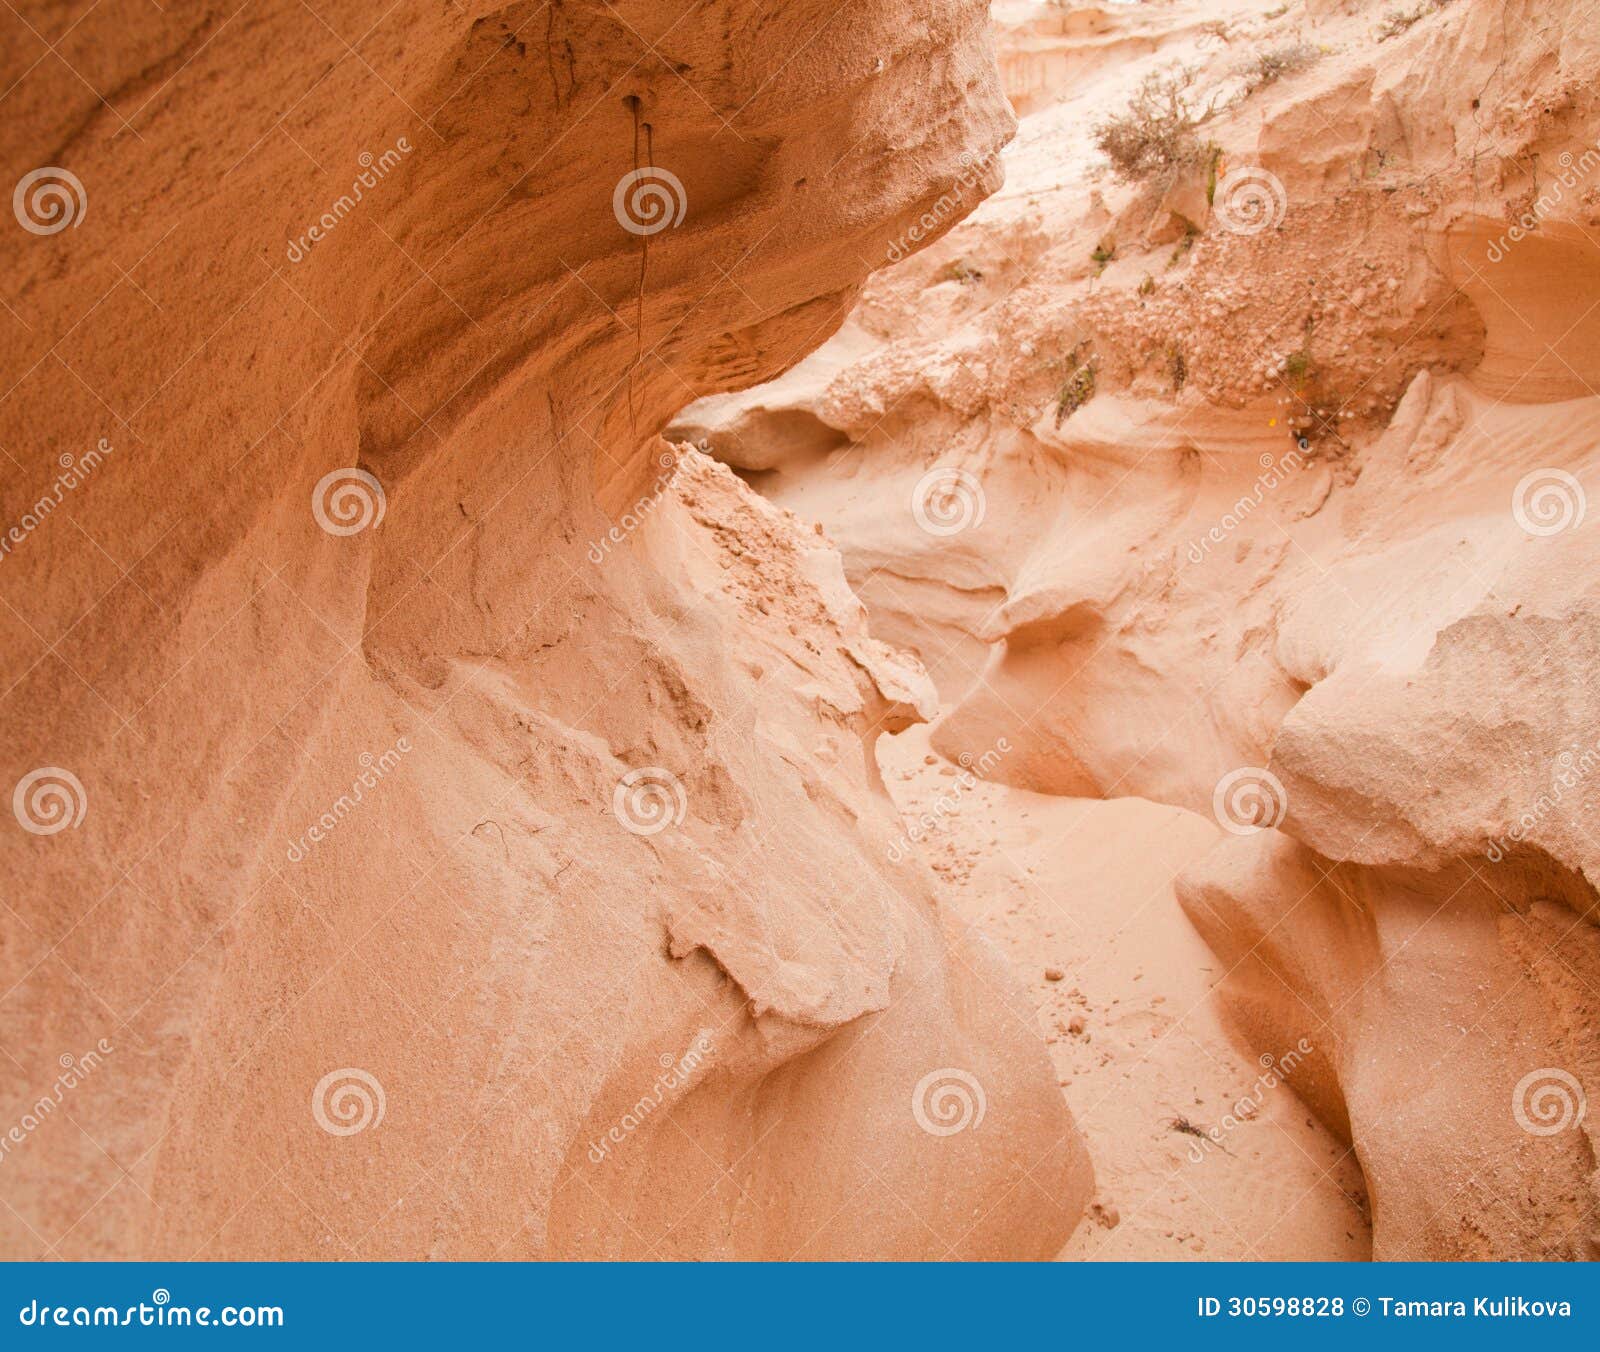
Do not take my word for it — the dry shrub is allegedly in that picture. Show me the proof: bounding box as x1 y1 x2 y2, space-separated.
1377 0 1451 41
1236 42 1321 92
1091 66 1214 183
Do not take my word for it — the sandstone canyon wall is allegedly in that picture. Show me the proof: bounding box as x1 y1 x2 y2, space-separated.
676 0 1600 1259
0 0 1091 1258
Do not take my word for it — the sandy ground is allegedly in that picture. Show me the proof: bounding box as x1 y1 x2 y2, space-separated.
880 723 1371 1260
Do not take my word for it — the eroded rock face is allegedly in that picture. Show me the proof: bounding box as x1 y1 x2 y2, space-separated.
0 0 1091 1258
680 0 1600 1257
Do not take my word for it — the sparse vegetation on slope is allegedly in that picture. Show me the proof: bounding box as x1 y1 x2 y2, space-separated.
1376 1 1450 40
1091 66 1215 183
1055 344 1098 425
1236 42 1322 92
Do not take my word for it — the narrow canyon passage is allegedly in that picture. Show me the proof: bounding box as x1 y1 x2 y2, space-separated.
881 724 1370 1259
668 0 1600 1261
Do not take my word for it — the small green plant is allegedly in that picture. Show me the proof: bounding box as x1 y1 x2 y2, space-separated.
1279 317 1329 399
1283 349 1312 380
1168 227 1198 267
1236 42 1322 92
1054 343 1098 426
1138 273 1156 296
1091 242 1116 269
1169 345 1188 393
943 258 984 285
1204 143 1222 203
1263 4 1289 18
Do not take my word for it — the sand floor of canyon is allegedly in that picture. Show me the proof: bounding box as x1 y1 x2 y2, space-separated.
881 723 1371 1259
